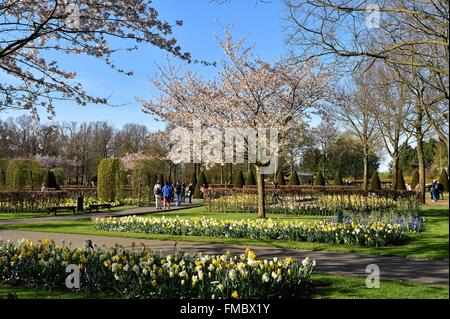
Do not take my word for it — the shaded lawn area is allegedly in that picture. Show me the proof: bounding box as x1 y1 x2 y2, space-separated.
0 205 139 220
1 274 447 299
1 204 447 260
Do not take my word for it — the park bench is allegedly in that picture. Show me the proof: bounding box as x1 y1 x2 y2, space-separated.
47 205 77 215
88 203 111 213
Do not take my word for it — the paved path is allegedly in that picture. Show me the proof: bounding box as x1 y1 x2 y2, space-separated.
0 229 447 287
0 201 201 225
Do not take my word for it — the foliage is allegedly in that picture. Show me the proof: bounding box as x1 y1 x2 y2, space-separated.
131 160 155 205
439 169 449 192
194 170 208 198
234 170 245 188
314 171 325 186
0 240 315 299
396 170 406 190
245 169 256 186
43 170 58 188
190 171 197 188
410 170 419 189
276 168 285 185
334 171 343 186
369 172 382 191
5 159 44 190
288 169 300 185
51 167 65 185
97 158 126 203
95 215 405 247
0 159 8 188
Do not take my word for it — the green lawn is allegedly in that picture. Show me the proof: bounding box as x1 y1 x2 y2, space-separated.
0 205 139 220
1 274 447 299
1 204 447 260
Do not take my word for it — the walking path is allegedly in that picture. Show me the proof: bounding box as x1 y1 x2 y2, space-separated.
0 229 447 286
0 201 201 225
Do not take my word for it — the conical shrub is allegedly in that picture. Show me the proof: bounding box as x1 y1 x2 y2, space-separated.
396 170 406 190
369 172 382 191
288 169 300 185
314 171 325 186
194 170 208 198
276 168 285 185
410 170 419 189
245 169 256 185
334 170 343 186
439 169 449 192
234 170 245 188
43 170 58 188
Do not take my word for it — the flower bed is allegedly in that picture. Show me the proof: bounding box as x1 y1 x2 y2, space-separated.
0 239 315 299
205 188 420 217
94 216 406 247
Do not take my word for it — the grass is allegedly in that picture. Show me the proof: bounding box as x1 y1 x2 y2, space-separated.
1 204 447 260
0 274 447 299
0 205 139 220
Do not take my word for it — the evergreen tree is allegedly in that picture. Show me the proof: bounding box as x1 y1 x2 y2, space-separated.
334 170 343 186
288 168 300 185
410 170 419 189
276 168 285 185
369 172 382 191
190 171 197 187
439 169 449 192
314 171 325 186
43 170 58 188
396 170 406 190
234 170 245 188
245 169 256 185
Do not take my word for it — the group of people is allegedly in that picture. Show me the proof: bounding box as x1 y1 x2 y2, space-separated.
430 180 445 202
153 181 200 210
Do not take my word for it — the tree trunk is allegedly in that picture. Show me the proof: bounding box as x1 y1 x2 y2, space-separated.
415 100 426 203
229 163 233 184
220 165 224 184
363 144 368 190
391 153 399 190
255 165 266 219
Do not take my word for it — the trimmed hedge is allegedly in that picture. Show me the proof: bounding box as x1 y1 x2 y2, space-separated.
369 172 382 191
276 168 285 185
334 171 343 186
234 170 245 188
43 170 58 188
51 167 65 185
314 171 325 186
0 159 8 188
396 170 406 190
410 170 419 189
131 160 155 205
98 158 126 203
288 169 300 185
245 169 256 186
5 159 44 190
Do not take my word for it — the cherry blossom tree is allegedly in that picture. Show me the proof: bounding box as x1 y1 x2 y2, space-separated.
140 31 333 218
0 0 195 121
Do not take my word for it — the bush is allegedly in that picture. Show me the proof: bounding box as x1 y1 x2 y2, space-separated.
5 159 44 190
245 169 256 185
234 170 245 188
0 159 8 188
369 172 382 191
439 169 449 192
276 168 285 185
410 170 419 189
334 171 343 186
396 170 406 190
98 158 126 203
131 160 155 204
43 170 58 188
158 173 165 185
51 167 65 185
314 171 325 186
288 169 300 185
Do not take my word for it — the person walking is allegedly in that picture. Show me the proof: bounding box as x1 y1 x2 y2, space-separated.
200 184 206 199
431 180 439 202
162 182 172 210
188 183 194 203
153 181 162 209
438 181 445 200
181 181 186 202
175 181 182 207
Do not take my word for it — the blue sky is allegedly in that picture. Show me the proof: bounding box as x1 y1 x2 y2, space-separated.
1 0 288 131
